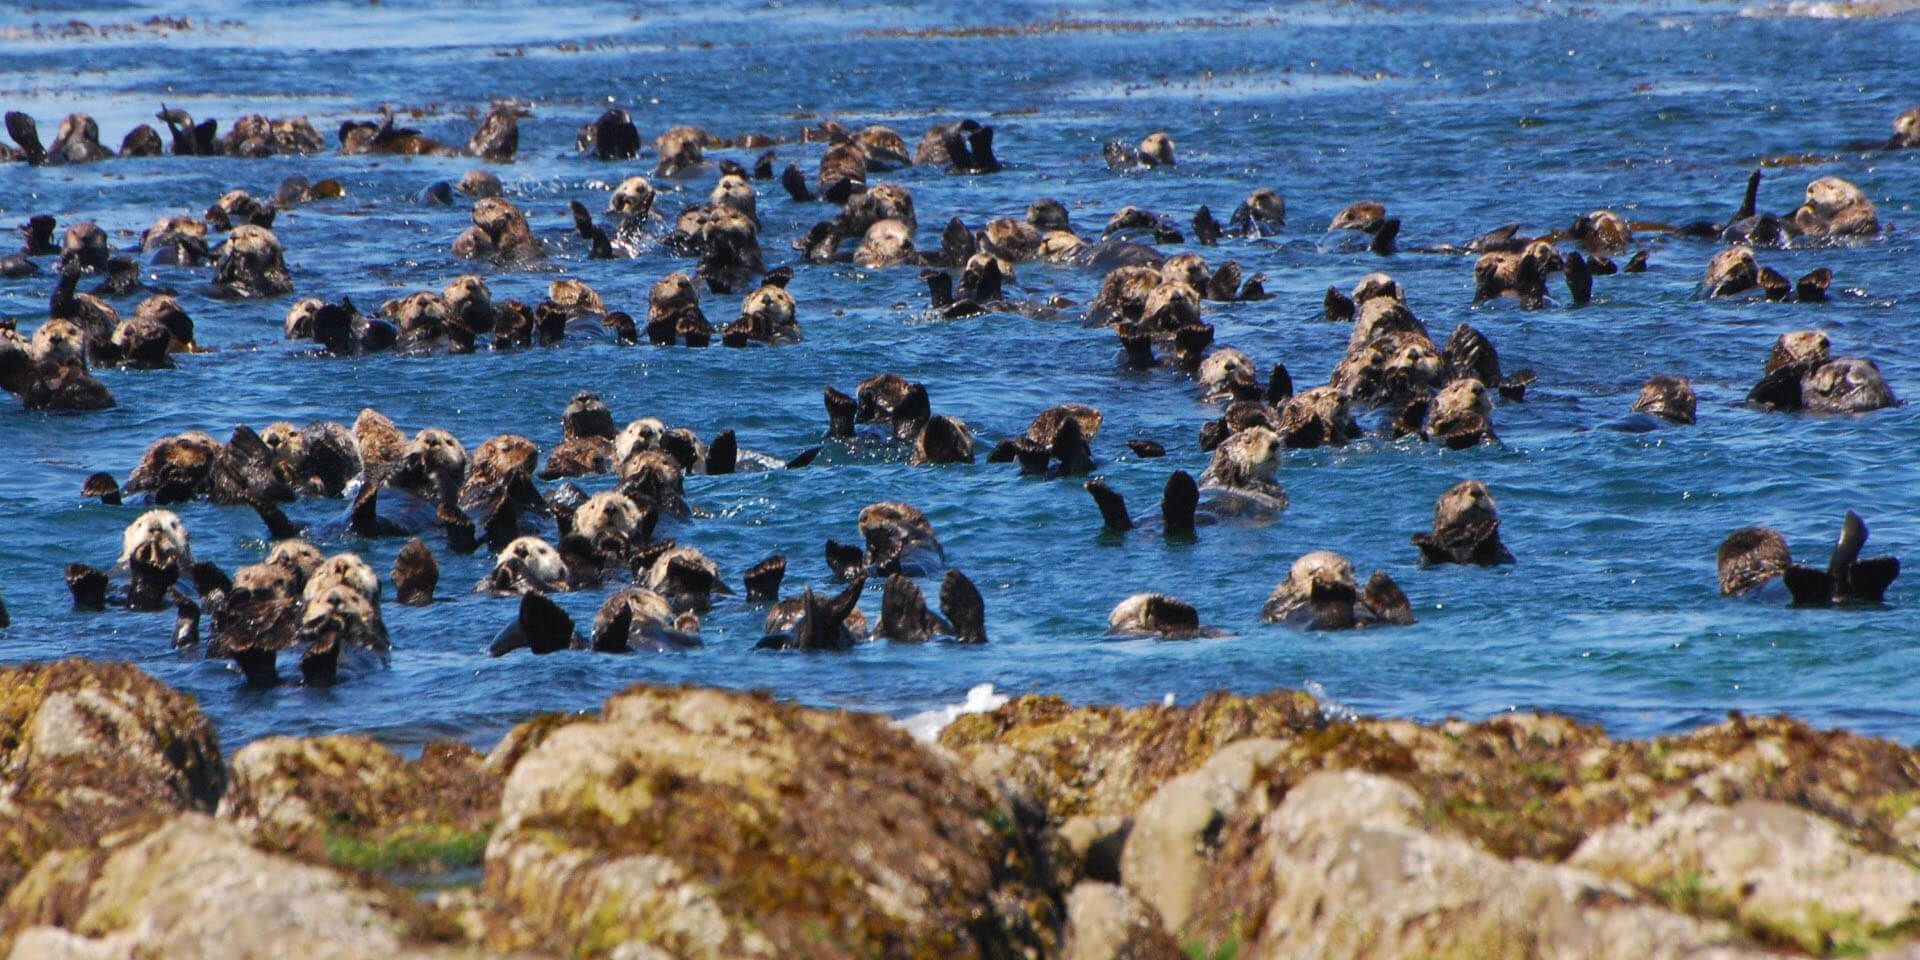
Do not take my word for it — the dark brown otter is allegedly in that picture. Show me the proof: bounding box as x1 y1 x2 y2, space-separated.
1630 375 1696 425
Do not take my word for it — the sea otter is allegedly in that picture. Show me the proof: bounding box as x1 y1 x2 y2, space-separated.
467 103 520 162
870 569 986 644
1328 200 1400 254
723 279 801 346
453 197 540 264
1788 177 1879 238
654 125 713 178
1411 480 1514 566
1226 188 1286 237
826 502 946 580
539 392 619 479
1260 551 1415 630
1108 593 1217 639
1415 378 1497 448
1628 375 1696 426
757 575 869 651
639 545 730 614
1472 239 1563 308
390 538 438 606
1104 131 1175 170
212 225 293 298
1746 331 1897 414
1716 511 1898 605
1196 426 1286 521
589 587 701 652
482 536 571 595
985 404 1101 475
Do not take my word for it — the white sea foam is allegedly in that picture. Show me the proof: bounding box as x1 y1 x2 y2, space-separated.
897 683 1009 743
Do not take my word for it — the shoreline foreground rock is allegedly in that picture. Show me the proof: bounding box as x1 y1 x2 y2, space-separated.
3 660 1919 959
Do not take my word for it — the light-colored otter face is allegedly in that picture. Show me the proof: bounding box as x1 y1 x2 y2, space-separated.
1717 527 1790 596
283 298 323 338
1096 265 1162 320
1281 386 1352 430
548 278 604 315
1038 229 1086 263
209 191 257 222
710 174 756 218
268 540 326 582
982 218 1041 262
574 491 642 542
1198 349 1255 397
1894 107 1920 147
231 561 295 597
473 434 539 479
387 292 449 337
1434 480 1498 531
1631 376 1696 424
741 285 795 327
1433 379 1493 427
260 421 308 468
443 275 491 312
648 273 699 315
457 169 502 199
860 183 916 230
120 509 190 570
1767 330 1831 374
142 215 205 250
855 218 914 268
471 197 526 237
1802 177 1869 218
408 428 468 477
1521 239 1563 273
1386 336 1445 388
609 176 656 217
1330 201 1386 232
1142 281 1200 329
1161 252 1210 290
1793 177 1878 237
1138 131 1175 167
495 536 566 588
1211 427 1282 485
31 319 86 367
304 552 379 606
613 418 668 466
1284 551 1357 599
1803 357 1897 413
299 584 375 629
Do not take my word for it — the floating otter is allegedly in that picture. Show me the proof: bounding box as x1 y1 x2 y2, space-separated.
1411 480 1513 566
1085 471 1203 539
1472 239 1563 308
1328 200 1399 254
1103 131 1174 170
1260 551 1415 630
723 278 801 346
212 225 293 298
1416 378 1497 448
590 587 701 653
467 103 520 162
1746 331 1897 414
1702 246 1829 301
539 392 618 479
1196 426 1286 521
1225 188 1285 237
1788 177 1878 238
44 113 111 164
391 537 438 605
482 536 571 595
984 404 1100 475
654 125 713 178
1717 512 1898 605
757 575 868 651
871 569 985 644
1108 593 1216 639
221 114 324 157
1628 375 1696 426
639 544 730 613
827 502 946 580
454 197 540 264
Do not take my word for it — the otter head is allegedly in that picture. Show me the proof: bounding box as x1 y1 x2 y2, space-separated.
1141 281 1201 332
490 536 567 594
1803 357 1897 414
386 291 450 341
406 428 469 481
1433 378 1492 422
1792 177 1876 237
846 183 916 234
614 448 687 517
613 418 668 465
574 490 643 544
1094 265 1162 322
562 392 616 441
457 169 502 199
1704 246 1759 298
648 273 700 318
1893 107 1920 148
120 509 192 574
1244 188 1286 226
1350 272 1403 307
1329 201 1386 233
1381 334 1445 397
1766 330 1831 375
304 552 380 607
1197 348 1256 400
710 173 756 219
609 176 656 218
854 219 914 269
260 421 309 475
60 222 109 272
1435 480 1498 531
1521 238 1564 274
1569 210 1630 253
1717 527 1790 596
981 217 1040 263
267 539 326 586
1208 426 1282 487
653 125 708 177
214 224 292 298
31 318 87 368
1137 131 1175 167
1275 386 1355 449
1631 375 1696 425
443 275 493 331
470 197 526 239
1161 252 1210 291
1026 197 1071 233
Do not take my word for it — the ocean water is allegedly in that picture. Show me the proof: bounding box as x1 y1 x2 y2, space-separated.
2 0 1917 753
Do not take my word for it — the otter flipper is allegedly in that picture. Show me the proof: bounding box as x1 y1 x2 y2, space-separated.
878 572 949 643
939 568 987 644
1736 167 1761 223
825 539 865 581
781 162 815 202
1161 471 1199 539
489 592 580 656
1796 268 1831 303
1192 206 1222 246
824 385 856 439
1360 571 1416 626
706 429 737 475
1368 218 1400 255
1306 580 1359 631
784 446 821 469
1205 261 1241 302
744 554 786 603
1746 365 1807 412
6 112 45 166
923 269 955 310
1050 416 1093 476
1842 558 1900 604
66 562 109 610
1782 565 1835 607
1084 479 1133 532
790 575 867 651
1323 285 1355 324
82 471 122 505
1564 251 1593 306
170 590 201 649
251 497 308 542
940 217 975 268
1144 595 1202 635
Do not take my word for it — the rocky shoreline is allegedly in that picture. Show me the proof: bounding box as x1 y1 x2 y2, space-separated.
2 660 1918 959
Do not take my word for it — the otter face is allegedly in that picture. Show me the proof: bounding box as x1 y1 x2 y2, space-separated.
30 319 87 368
859 501 932 537
299 583 376 629
609 176 656 217
1433 378 1492 421
1137 132 1175 167
1704 246 1759 298
268 539 326 583
472 434 539 480
1198 349 1256 399
120 507 190 563
443 275 492 316
1245 188 1286 226
1630 375 1696 424
1161 252 1210 291
1038 229 1087 263
1330 201 1386 233
408 428 469 478
1894 107 1920 148
1026 197 1071 233
1275 386 1355 448
1026 404 1103 445
574 490 642 542
1803 357 1897 413
854 218 914 268
1349 299 1424 353
1570 210 1630 253
1521 239 1564 274
857 125 909 165
1435 480 1498 531
457 169 502 199
1209 426 1282 487
1141 282 1201 331
855 183 916 232
653 125 708 177
1288 551 1356 596
1717 527 1790 596
470 197 523 238
492 536 567 592
614 418 668 465
548 278 604 315
739 285 797 334
649 273 700 316
303 552 379 606
214 224 292 298
1094 266 1162 322
710 173 756 219
386 291 450 340
1107 592 1201 635
1384 336 1446 393
1793 177 1878 237
260 421 309 471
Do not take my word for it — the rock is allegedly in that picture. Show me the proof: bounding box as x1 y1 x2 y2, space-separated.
219 735 498 876
1196 770 1777 960
0 660 223 899
1058 814 1130 883
3 813 491 960
1572 800 1920 953
483 684 1060 959
1119 738 1285 930
940 690 1324 821
1061 882 1183 960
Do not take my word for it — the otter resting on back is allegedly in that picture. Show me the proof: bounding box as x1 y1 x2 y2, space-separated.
1107 592 1216 639
1716 511 1899 605
1260 551 1415 630
1411 480 1514 566
1745 330 1898 414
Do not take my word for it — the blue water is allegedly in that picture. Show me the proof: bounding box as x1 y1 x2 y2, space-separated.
2 0 1918 752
